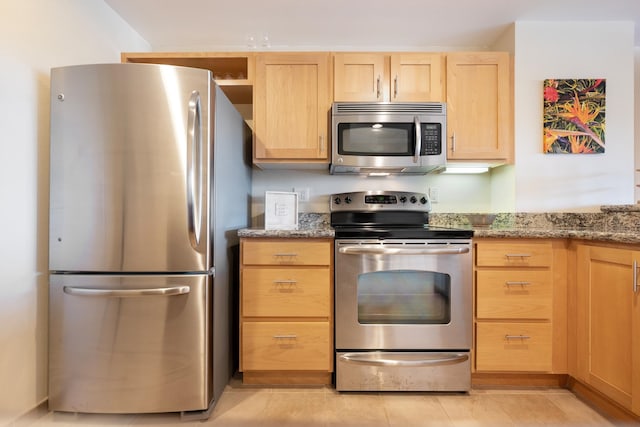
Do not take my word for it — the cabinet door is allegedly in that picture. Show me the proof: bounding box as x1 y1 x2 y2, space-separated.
390 53 443 102
576 245 640 415
476 322 552 372
242 321 331 371
333 53 387 102
254 53 330 162
446 52 512 161
475 240 552 268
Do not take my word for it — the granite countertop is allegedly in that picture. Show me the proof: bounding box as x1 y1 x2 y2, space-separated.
238 206 640 245
238 213 334 238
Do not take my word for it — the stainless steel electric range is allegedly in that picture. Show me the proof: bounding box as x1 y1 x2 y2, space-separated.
331 190 474 392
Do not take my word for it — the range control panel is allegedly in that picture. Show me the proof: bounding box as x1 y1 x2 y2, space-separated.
330 191 431 212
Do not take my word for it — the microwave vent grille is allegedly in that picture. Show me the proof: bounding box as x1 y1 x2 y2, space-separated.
333 102 445 115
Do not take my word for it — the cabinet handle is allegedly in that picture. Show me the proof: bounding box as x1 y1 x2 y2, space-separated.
319 135 325 154
451 133 456 152
273 334 297 340
505 281 532 287
504 335 531 340
273 280 297 285
393 75 398 99
274 253 297 257
634 260 639 294
376 75 381 99
505 253 532 259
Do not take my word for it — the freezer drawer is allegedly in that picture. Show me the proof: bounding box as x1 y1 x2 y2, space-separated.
336 351 470 392
49 274 212 414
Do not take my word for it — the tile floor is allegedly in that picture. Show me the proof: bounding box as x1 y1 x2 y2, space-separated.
19 380 621 427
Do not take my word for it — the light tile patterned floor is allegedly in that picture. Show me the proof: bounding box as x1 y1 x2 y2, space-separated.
20 381 619 427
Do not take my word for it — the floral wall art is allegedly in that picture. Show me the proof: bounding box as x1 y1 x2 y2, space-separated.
543 78 606 154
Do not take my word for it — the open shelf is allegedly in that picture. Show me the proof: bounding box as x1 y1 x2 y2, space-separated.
121 52 254 105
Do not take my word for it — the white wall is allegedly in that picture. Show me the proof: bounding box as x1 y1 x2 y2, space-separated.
513 21 635 212
0 1 148 423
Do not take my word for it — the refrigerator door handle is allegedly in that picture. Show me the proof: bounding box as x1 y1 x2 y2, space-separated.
187 90 203 249
63 285 191 298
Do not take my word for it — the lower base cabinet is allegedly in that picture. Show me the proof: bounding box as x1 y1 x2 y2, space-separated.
476 322 552 372
574 243 640 416
474 239 567 375
239 238 333 385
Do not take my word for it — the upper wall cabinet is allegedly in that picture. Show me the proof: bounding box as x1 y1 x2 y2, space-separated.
333 53 444 103
445 52 513 162
121 52 254 105
253 52 331 167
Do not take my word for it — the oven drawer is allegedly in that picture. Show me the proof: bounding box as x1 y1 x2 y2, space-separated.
242 321 331 371
475 241 552 267
336 351 470 391
475 322 552 372
476 270 552 319
242 240 331 266
242 268 331 317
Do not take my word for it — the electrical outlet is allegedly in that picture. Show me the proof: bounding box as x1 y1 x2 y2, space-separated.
429 187 439 203
293 187 310 202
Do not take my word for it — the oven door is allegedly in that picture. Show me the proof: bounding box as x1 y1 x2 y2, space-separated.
334 239 472 350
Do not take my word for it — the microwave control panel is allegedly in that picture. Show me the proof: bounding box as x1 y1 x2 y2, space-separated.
421 123 442 155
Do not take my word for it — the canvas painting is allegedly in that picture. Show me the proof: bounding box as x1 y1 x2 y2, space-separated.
543 78 606 154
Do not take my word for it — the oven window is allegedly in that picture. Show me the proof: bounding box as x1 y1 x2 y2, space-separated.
357 270 450 324
338 123 414 155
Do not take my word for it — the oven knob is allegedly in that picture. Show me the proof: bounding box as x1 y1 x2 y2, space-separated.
399 196 407 203
410 196 417 204
344 196 352 204
333 197 341 205
420 196 428 204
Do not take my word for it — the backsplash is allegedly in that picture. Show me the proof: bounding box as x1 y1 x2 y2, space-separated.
297 205 640 232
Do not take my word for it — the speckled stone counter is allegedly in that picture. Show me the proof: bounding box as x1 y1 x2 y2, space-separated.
430 206 640 244
238 213 334 238
238 206 640 244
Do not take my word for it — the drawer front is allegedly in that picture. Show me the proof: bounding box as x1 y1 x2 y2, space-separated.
242 268 330 317
475 322 552 372
476 241 552 267
242 240 331 266
242 322 331 371
476 270 552 319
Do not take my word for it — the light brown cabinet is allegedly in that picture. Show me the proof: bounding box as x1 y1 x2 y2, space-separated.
253 53 331 167
446 52 513 162
333 53 444 102
574 244 640 415
474 239 567 373
239 238 333 385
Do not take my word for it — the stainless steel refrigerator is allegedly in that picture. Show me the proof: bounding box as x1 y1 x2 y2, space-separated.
48 63 251 417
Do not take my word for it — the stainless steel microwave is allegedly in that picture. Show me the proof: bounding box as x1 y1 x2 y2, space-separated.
330 102 446 175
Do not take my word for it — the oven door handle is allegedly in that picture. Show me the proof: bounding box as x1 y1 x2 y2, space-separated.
338 246 470 255
339 353 469 367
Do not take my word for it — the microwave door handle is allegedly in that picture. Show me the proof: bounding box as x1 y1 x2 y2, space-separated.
414 116 421 164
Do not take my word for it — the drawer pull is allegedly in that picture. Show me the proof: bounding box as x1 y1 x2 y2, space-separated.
274 253 298 257
505 253 532 258
273 334 297 340
634 260 639 294
273 280 297 285
505 281 532 287
504 335 531 340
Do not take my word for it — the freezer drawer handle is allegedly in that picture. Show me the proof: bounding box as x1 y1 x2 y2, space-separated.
339 353 468 367
63 285 191 298
339 246 469 255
